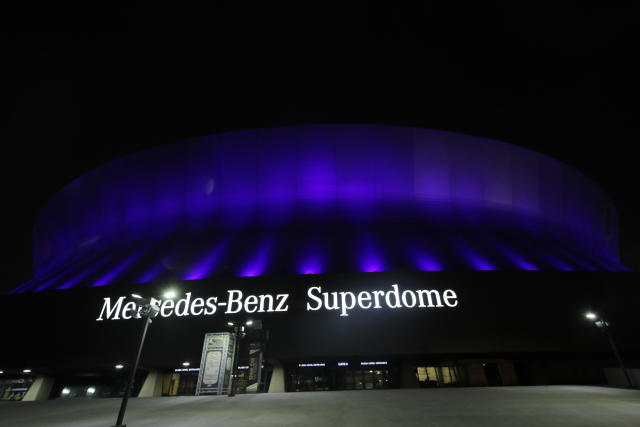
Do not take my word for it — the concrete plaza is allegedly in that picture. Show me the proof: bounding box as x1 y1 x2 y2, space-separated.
0 386 639 427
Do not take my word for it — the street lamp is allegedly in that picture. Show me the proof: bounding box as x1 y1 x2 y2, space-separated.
584 311 633 388
112 291 174 427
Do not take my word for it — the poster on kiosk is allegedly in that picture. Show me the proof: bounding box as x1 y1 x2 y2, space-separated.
195 332 237 395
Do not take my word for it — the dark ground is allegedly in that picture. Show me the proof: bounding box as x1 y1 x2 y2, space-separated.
1 386 639 427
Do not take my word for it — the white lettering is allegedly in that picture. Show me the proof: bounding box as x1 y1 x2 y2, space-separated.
204 297 217 315
190 297 205 316
160 299 175 317
306 287 322 311
244 295 258 313
121 301 137 320
443 289 458 307
175 292 192 316
385 284 402 308
275 294 289 312
339 291 356 317
258 294 274 312
372 291 384 308
324 292 339 310
401 290 417 308
227 290 243 314
97 284 458 320
357 291 372 309
96 296 126 321
417 290 443 307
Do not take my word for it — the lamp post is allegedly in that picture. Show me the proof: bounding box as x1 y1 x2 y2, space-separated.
112 291 174 427
584 311 633 388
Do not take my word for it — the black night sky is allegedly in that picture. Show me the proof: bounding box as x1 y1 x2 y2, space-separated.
3 3 639 293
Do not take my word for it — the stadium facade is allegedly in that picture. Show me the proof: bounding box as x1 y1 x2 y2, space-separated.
0 125 635 401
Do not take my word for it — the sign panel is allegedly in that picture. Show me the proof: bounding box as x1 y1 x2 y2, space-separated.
95 284 459 321
245 342 264 393
195 332 237 395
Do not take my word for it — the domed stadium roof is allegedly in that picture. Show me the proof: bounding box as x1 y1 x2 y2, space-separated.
12 125 627 293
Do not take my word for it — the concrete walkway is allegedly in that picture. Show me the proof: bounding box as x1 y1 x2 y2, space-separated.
0 386 639 427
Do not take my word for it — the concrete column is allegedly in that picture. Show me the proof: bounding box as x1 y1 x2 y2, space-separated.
268 360 285 393
138 371 163 397
465 361 488 386
400 362 420 388
22 377 54 401
498 360 518 385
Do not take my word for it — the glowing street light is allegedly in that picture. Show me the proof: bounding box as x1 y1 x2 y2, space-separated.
115 364 124 369
182 362 190 367
163 290 177 299
22 369 31 373
584 310 633 387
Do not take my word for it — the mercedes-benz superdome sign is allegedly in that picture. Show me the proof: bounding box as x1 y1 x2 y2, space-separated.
95 284 459 321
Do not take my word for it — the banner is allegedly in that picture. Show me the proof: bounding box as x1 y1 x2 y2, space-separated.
195 332 236 395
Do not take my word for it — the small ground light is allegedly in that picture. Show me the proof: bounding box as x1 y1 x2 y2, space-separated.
164 290 176 299
87 387 96 394
115 364 124 369
182 362 190 367
62 388 70 395
0 370 3 374
585 312 597 320
246 320 253 326
23 369 31 373
227 321 234 326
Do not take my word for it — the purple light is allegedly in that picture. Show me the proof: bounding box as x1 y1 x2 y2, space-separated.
16 125 625 293
56 253 117 289
553 261 574 271
538 251 573 271
359 235 385 273
298 256 324 275
464 251 495 271
91 247 148 287
239 237 275 277
498 246 538 271
183 240 229 280
452 238 496 271
556 247 597 271
136 263 166 284
414 253 441 271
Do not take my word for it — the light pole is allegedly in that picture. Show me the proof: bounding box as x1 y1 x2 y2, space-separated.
112 291 174 427
584 311 633 388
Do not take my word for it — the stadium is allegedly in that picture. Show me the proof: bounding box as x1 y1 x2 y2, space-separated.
0 124 635 401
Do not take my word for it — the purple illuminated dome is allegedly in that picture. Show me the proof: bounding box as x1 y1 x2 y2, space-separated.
13 125 627 293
